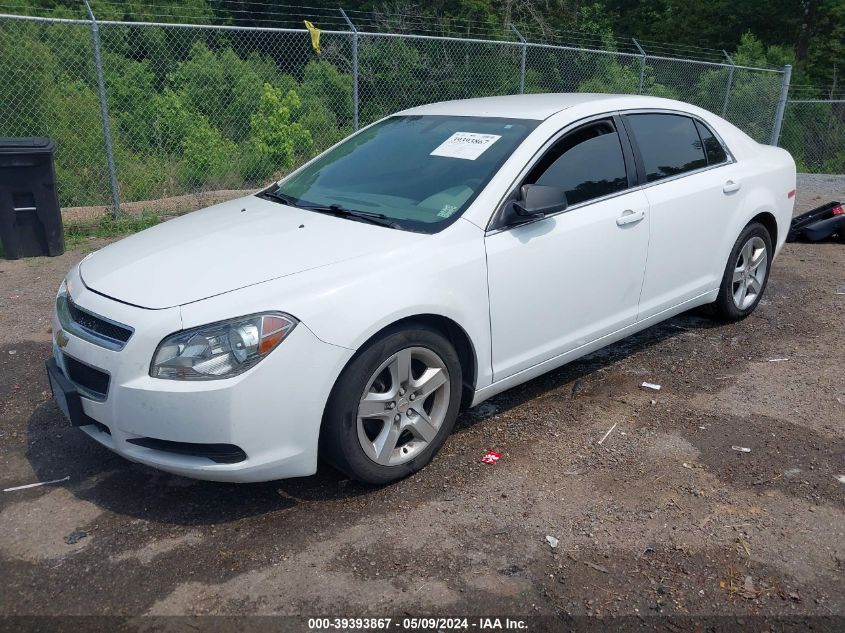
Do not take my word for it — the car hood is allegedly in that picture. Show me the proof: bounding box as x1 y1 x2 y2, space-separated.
79 196 425 309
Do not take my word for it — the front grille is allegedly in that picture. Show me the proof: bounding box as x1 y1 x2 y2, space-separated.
65 296 133 345
63 354 110 400
126 437 247 464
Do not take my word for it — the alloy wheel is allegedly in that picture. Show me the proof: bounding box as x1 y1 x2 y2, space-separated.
732 236 768 310
356 346 451 466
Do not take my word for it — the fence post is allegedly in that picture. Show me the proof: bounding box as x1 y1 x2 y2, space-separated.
770 64 792 146
83 0 120 216
340 8 359 131
510 25 527 94
632 38 646 94
721 50 735 117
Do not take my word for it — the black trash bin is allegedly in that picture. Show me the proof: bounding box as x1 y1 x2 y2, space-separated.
0 137 64 259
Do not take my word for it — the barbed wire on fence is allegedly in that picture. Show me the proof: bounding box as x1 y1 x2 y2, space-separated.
0 0 790 64
1 6 838 219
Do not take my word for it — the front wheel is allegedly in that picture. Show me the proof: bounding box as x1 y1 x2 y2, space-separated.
320 325 462 485
711 222 773 321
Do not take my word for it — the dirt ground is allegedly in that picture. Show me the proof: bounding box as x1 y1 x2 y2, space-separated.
0 181 843 629
61 188 251 226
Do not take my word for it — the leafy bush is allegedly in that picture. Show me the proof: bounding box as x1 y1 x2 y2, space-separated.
47 79 113 207
182 114 238 187
300 60 353 125
247 84 312 180
104 53 158 152
169 42 293 142
151 89 203 155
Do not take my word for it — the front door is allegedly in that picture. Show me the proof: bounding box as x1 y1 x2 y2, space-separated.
485 117 651 381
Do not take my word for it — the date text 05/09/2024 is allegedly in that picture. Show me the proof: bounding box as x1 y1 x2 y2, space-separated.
307 617 528 630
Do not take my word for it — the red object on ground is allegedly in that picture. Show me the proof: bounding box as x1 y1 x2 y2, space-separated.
481 450 503 465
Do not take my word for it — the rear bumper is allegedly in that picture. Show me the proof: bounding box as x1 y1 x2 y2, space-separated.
51 269 354 482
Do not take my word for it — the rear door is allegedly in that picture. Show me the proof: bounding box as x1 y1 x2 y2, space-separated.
622 112 741 319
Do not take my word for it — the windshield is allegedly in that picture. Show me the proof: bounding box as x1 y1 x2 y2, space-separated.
275 115 538 233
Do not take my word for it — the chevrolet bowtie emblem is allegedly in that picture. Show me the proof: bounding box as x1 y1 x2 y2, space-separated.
55 329 69 348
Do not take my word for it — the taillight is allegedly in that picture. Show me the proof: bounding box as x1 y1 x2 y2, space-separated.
787 189 796 199
832 204 844 216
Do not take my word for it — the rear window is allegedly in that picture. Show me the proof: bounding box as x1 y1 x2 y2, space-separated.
625 113 707 183
695 120 729 165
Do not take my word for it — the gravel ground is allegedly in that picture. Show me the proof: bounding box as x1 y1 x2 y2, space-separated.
797 173 845 213
0 179 843 629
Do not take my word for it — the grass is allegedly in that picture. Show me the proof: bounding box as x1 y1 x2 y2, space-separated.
64 209 162 248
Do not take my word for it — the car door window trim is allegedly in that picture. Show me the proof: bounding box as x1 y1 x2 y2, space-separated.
694 118 730 167
620 109 735 190
487 112 638 233
486 108 736 234
625 112 708 183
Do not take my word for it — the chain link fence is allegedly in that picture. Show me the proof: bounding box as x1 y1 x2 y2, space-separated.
0 12 793 217
0 17 112 210
778 99 845 174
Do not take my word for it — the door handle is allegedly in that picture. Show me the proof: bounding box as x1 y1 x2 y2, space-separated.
723 180 742 193
616 209 645 226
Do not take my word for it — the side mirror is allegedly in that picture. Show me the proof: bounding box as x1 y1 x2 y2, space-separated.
512 185 568 220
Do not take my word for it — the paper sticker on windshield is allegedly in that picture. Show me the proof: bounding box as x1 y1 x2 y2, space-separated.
430 132 501 160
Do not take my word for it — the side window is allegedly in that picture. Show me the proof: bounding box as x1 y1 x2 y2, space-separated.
625 113 707 182
525 119 628 206
694 119 729 165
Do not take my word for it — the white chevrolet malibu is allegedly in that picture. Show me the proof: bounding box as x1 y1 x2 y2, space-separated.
48 93 796 484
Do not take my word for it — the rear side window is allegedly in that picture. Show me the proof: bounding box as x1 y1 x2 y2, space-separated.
526 119 628 206
694 120 729 165
625 114 707 182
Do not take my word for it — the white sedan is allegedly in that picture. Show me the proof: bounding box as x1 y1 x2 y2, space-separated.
47 93 796 484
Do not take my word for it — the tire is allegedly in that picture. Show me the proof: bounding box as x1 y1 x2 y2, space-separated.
711 222 773 321
320 325 462 485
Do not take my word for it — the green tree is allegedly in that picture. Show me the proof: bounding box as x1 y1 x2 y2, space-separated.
300 60 353 125
103 53 158 152
169 42 293 141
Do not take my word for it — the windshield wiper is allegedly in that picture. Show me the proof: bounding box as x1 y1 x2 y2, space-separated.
259 187 300 207
260 186 401 229
301 203 401 229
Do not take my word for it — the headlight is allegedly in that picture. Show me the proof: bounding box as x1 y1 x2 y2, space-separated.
58 276 73 298
150 313 297 380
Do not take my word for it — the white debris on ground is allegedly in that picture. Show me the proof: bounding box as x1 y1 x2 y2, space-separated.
3 476 70 492
598 422 618 445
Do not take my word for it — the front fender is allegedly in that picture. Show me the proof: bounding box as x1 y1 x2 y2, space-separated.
179 219 494 391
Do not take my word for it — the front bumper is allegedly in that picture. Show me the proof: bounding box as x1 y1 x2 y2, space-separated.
50 269 354 482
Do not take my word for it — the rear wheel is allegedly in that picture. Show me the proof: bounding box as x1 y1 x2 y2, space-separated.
712 222 773 321
320 326 462 485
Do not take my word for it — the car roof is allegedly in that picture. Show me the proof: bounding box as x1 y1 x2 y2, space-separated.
398 93 690 121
